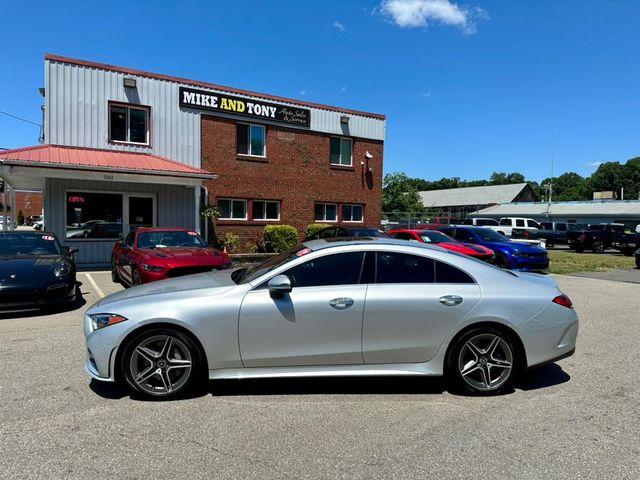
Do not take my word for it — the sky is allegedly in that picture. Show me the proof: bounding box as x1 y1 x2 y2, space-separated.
0 0 638 182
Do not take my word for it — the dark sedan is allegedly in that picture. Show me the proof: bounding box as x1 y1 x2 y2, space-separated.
304 226 390 241
0 231 78 313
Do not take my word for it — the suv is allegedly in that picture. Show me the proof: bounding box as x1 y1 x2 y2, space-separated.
486 217 541 237
463 218 499 227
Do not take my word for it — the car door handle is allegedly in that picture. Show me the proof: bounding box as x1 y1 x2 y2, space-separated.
329 297 354 309
439 295 463 306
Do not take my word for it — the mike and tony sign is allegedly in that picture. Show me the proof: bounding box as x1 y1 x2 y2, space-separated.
179 87 310 127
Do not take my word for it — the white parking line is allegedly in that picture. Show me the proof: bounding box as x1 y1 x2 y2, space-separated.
84 273 105 298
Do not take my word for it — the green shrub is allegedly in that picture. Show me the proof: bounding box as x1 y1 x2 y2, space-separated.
305 223 331 238
264 225 298 252
224 232 240 253
17 210 25 225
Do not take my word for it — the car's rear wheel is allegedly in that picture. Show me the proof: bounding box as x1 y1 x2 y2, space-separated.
592 241 605 254
121 328 203 400
448 327 520 395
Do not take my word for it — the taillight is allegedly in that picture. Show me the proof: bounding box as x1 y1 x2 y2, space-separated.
553 294 573 309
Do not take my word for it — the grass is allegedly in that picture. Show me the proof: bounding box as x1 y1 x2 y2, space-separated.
548 250 636 275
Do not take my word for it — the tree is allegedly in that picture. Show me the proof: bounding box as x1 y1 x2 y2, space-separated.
17 210 24 225
382 172 427 214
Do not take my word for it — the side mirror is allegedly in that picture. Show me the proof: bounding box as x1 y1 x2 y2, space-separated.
69 247 79 255
118 242 129 249
267 275 292 296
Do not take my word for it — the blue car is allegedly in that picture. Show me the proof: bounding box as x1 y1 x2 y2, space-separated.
439 226 549 272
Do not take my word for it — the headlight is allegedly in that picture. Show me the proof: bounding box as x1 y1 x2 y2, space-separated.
90 313 128 331
141 264 163 272
54 261 72 277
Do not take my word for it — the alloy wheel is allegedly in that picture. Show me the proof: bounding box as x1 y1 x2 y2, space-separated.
457 333 513 392
129 334 193 396
132 270 141 286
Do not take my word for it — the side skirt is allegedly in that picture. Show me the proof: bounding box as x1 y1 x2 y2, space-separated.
209 362 444 380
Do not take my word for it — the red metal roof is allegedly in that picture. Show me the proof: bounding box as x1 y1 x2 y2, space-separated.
45 53 386 120
0 144 216 179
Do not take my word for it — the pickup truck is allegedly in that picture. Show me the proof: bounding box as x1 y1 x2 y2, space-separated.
566 223 637 255
486 217 541 237
526 221 585 247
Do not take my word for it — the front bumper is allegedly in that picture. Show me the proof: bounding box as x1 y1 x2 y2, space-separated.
0 281 76 313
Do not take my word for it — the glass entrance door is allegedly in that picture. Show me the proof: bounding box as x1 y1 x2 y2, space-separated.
128 196 154 230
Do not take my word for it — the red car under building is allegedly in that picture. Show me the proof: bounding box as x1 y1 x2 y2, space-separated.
388 229 494 262
112 228 232 286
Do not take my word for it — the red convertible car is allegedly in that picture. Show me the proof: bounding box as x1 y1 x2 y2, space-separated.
388 229 495 261
111 228 232 286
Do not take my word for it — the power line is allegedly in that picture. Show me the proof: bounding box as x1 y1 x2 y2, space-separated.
0 110 41 127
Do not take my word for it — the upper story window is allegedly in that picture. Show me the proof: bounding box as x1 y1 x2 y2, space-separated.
109 103 150 145
218 199 248 220
330 137 352 166
237 123 266 157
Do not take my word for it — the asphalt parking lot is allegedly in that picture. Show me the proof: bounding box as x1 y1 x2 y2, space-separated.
1 273 638 479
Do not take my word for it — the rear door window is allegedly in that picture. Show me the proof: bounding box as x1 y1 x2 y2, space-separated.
435 261 475 284
516 219 525 227
452 229 476 242
556 223 567 231
376 252 435 284
499 218 511 226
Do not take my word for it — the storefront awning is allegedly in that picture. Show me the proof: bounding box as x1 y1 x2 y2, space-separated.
0 144 217 190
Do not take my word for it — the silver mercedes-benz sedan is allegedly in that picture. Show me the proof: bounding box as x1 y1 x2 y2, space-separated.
84 238 578 399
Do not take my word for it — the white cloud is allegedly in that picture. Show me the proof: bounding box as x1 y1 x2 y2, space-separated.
379 0 485 33
419 91 432 98
588 161 604 167
340 86 348 93
333 21 346 32
299 89 307 96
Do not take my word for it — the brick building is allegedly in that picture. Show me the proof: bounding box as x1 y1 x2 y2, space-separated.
14 191 43 221
0 55 386 266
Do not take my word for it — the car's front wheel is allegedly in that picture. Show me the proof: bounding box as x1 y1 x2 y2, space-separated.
592 241 605 254
111 259 120 284
121 328 204 400
448 327 520 395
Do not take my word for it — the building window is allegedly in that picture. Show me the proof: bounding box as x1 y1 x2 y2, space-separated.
315 203 338 222
218 199 248 220
252 200 280 221
343 204 363 222
66 192 123 239
109 103 149 145
237 124 266 157
330 137 352 166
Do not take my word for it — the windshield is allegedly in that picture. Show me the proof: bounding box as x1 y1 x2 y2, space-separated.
232 246 306 284
474 229 510 242
419 231 455 244
0 233 62 256
348 229 390 238
137 231 207 249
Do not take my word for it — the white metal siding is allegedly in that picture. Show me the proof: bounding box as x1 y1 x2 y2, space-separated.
45 178 195 267
44 60 386 168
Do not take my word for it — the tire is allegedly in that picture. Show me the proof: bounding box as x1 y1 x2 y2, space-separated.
621 248 634 257
447 327 521 395
121 328 205 400
132 269 142 286
494 253 511 269
111 259 121 284
592 241 605 254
